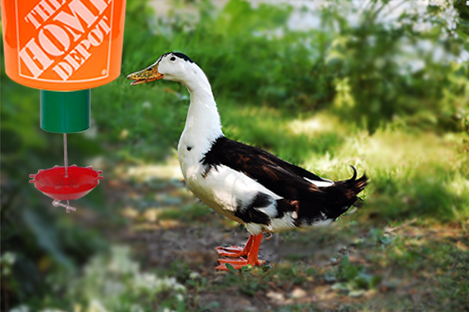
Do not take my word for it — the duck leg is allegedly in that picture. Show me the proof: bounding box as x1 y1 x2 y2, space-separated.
216 234 265 270
216 234 255 257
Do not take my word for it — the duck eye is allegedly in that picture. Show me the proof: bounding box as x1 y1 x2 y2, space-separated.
170 57 176 61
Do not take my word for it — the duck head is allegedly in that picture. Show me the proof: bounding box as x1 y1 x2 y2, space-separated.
127 52 200 86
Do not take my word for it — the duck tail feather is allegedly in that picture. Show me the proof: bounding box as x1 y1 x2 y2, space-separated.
348 165 358 182
354 172 368 194
346 166 368 194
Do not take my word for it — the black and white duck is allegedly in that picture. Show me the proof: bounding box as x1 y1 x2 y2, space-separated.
127 52 368 270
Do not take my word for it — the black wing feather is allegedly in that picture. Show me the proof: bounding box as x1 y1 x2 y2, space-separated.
201 136 329 199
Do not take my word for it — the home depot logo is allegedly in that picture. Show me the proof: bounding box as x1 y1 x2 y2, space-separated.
17 0 114 82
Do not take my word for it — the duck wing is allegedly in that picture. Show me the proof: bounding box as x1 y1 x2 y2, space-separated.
201 136 333 200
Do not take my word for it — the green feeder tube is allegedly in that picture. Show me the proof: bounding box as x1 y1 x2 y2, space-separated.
40 89 91 133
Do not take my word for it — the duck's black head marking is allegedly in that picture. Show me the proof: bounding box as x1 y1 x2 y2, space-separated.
161 52 194 63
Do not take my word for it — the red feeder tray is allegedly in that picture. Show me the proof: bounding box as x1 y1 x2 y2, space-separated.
29 165 103 201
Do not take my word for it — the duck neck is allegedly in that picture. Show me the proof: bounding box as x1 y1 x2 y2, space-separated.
183 76 223 143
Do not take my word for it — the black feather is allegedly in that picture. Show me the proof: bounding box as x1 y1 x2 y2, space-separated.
235 193 272 225
161 52 194 63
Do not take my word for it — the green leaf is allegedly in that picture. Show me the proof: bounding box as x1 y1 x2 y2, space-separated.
345 265 359 281
370 275 383 288
176 298 185 312
241 264 253 273
225 263 237 274
201 301 221 311
306 268 316 275
341 255 351 266
354 272 373 289
332 282 349 291
380 235 394 245
341 256 359 280
292 266 297 275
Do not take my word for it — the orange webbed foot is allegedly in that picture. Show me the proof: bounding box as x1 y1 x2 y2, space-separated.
216 233 255 257
215 258 263 271
216 246 247 257
216 233 265 271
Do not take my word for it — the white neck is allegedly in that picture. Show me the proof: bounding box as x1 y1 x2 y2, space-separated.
177 66 223 179
181 68 223 143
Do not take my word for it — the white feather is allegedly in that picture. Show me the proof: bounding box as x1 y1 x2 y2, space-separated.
244 223 263 235
262 212 296 233
245 212 297 235
182 164 282 217
304 177 334 187
256 206 278 218
312 219 334 227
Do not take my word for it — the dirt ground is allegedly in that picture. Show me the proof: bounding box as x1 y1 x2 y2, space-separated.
99 170 468 312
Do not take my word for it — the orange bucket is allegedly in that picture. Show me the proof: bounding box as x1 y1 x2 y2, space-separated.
1 0 126 91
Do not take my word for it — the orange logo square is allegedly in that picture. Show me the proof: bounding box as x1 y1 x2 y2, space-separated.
17 0 115 83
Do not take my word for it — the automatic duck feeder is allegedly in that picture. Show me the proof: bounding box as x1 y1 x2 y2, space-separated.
1 0 126 212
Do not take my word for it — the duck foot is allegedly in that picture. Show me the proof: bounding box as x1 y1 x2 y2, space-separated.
216 257 265 270
216 246 246 257
216 233 264 271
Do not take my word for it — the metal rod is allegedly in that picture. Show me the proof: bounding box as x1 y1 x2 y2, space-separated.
52 199 76 212
63 133 68 178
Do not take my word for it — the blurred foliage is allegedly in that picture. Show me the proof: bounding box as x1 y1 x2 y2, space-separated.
117 0 469 132
328 254 382 297
9 246 187 312
1 0 469 311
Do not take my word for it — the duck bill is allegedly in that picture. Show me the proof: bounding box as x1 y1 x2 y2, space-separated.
127 64 164 85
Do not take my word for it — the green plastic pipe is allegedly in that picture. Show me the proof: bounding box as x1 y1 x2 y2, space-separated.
40 90 91 133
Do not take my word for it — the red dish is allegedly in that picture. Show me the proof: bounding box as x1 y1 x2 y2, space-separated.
30 165 103 201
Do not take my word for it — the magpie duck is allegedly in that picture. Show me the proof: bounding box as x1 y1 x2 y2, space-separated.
127 52 368 270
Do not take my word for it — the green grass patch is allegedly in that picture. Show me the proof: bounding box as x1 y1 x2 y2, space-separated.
158 203 211 222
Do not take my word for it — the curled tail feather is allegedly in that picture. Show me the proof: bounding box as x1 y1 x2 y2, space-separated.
346 165 368 201
321 166 368 220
